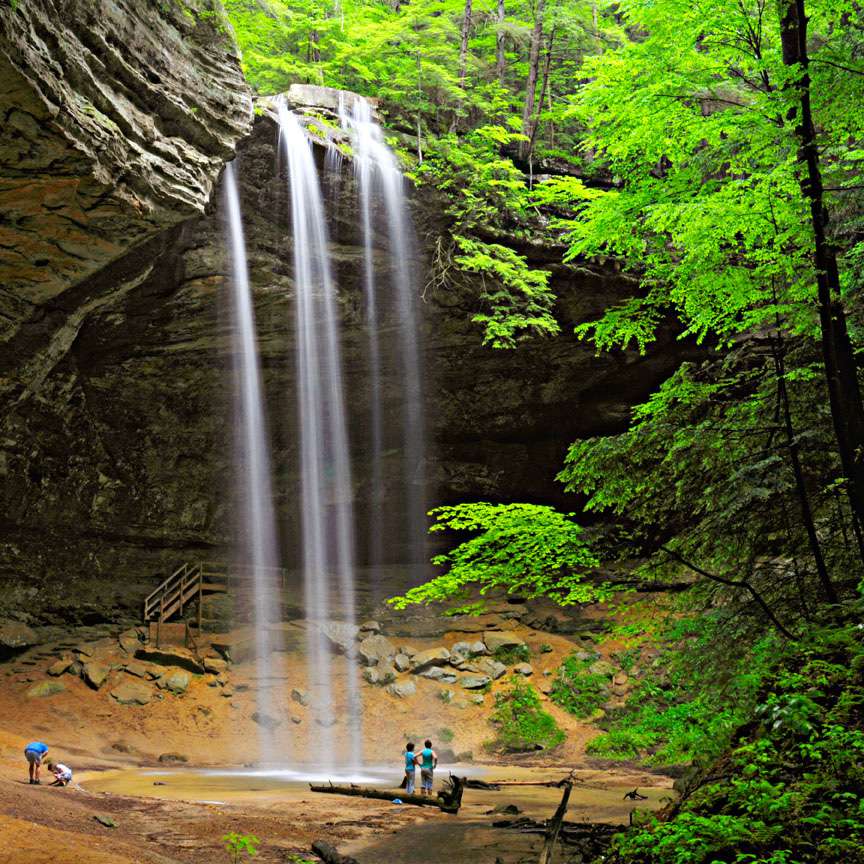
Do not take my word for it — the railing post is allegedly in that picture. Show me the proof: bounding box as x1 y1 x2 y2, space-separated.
197 561 203 631
157 594 164 648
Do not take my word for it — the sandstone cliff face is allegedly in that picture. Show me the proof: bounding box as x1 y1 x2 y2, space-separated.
0 0 252 332
0 71 694 622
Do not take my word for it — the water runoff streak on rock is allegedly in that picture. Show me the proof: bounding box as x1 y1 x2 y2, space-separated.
223 161 284 761
339 95 428 588
276 100 362 768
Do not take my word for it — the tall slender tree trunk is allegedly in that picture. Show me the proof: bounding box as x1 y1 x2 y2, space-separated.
525 27 555 168
459 0 473 88
496 0 506 86
520 0 545 159
779 0 864 571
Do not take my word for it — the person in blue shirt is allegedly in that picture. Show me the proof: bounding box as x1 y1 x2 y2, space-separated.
418 739 438 796
403 741 418 794
24 741 48 785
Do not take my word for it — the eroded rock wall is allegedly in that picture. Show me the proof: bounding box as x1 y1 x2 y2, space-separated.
0 98 699 622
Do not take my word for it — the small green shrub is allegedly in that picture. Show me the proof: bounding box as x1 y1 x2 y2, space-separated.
494 644 531 665
489 677 565 752
222 833 259 864
438 727 455 743
550 654 610 718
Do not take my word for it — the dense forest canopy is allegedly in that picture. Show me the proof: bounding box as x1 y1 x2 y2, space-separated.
224 1 864 861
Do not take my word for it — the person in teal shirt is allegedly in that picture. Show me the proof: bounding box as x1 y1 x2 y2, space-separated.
403 742 417 794
24 741 48 785
418 739 438 796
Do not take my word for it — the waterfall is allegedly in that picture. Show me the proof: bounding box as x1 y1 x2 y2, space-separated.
276 101 362 768
222 161 283 760
341 97 427 584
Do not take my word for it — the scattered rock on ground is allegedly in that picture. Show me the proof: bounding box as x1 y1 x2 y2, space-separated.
0 621 38 648
251 712 281 730
47 658 73 676
590 660 616 677
135 646 204 674
483 631 525 653
468 641 488 655
411 647 450 671
157 669 191 695
26 680 65 698
386 680 417 698
513 663 534 676
124 661 149 678
358 620 381 635
358 634 396 666
94 815 117 829
460 675 492 690
83 661 111 690
110 680 152 705
394 653 411 672
476 658 508 680
291 688 309 706
158 753 188 764
203 656 228 674
419 667 457 683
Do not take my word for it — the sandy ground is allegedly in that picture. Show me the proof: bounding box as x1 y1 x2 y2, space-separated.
0 610 673 863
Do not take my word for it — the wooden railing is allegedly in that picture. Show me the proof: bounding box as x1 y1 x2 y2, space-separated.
143 561 291 644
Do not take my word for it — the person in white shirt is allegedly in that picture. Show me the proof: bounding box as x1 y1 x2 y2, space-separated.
47 762 72 786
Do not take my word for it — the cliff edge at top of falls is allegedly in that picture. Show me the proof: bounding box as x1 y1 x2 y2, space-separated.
0 0 253 334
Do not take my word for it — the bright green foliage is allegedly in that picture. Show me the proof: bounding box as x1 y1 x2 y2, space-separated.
549 653 610 718
588 613 778 767
610 620 864 864
388 503 602 610
493 643 530 665
488 676 565 752
222 833 259 864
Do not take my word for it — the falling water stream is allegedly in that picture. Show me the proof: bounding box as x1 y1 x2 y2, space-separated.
341 96 427 585
222 161 283 758
276 100 362 768
224 95 426 770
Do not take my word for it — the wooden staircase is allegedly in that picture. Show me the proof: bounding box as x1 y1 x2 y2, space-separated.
143 561 229 647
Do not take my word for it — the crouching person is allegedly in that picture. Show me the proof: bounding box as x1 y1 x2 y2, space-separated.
48 761 72 787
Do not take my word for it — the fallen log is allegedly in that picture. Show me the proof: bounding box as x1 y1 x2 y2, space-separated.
311 840 360 864
464 778 501 790
309 777 464 814
480 772 577 789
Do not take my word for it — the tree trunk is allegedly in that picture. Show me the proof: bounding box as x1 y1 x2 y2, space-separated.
525 27 555 168
538 781 572 864
459 0 473 88
520 0 545 159
496 0 506 86
778 0 864 571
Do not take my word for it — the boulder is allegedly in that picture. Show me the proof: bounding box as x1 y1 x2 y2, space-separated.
386 680 417 698
394 653 411 673
83 661 111 690
157 670 190 695
513 663 534 676
123 661 149 679
158 753 187 764
291 688 310 706
468 641 488 656
117 630 141 655
0 621 37 648
419 666 458 683
451 641 472 656
252 712 282 730
476 658 507 680
358 620 381 635
315 621 360 654
613 671 629 686
316 716 338 728
358 635 396 667
47 658 73 676
203 656 228 675
483 631 525 653
110 680 152 706
460 675 492 690
470 694 485 705
135 647 204 674
589 660 616 677
27 680 64 698
411 647 450 671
